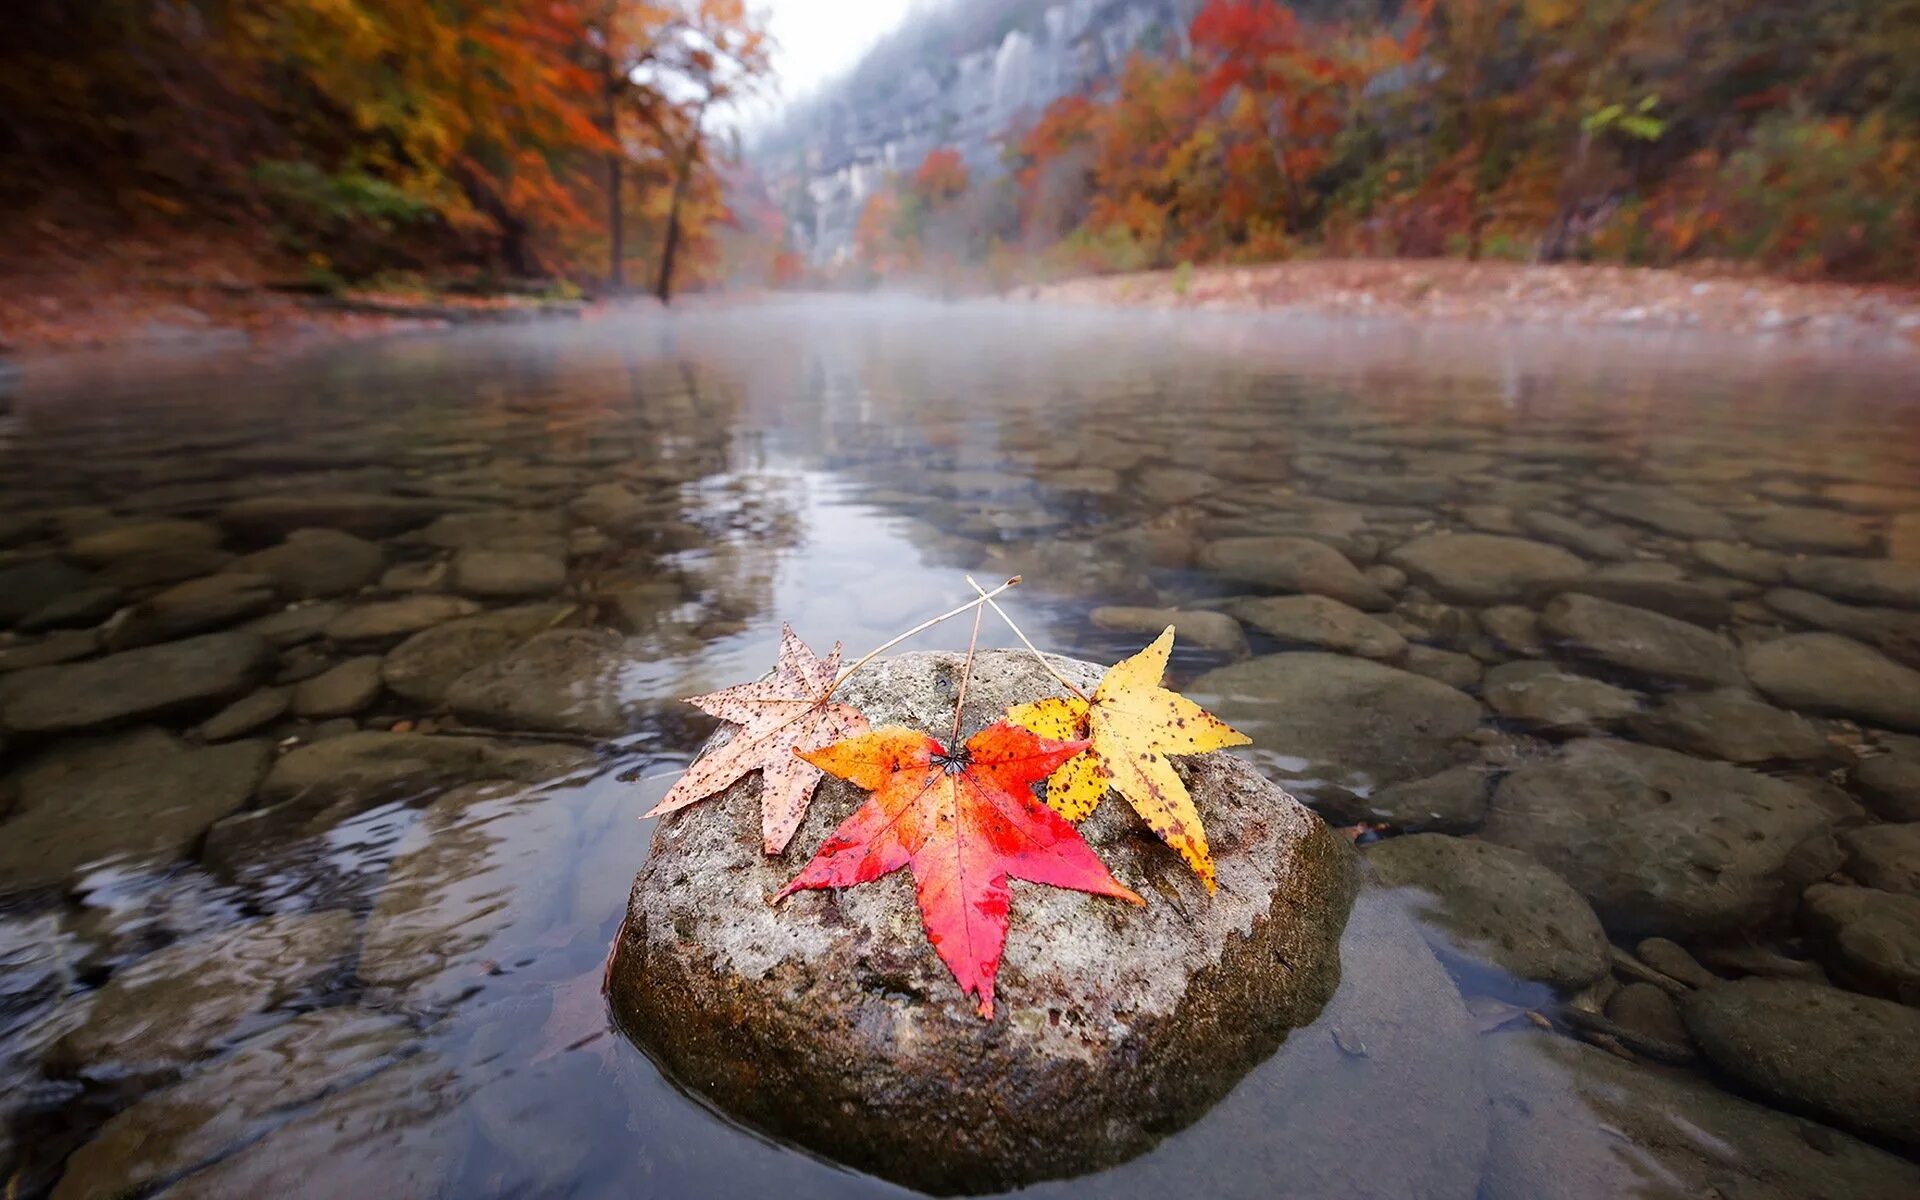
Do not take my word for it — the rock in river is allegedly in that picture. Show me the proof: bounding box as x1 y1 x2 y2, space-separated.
608 650 1360 1194
1785 556 1920 610
238 528 384 598
1539 592 1745 688
1628 687 1831 763
1800 883 1920 1004
0 631 270 733
445 628 639 737
1682 978 1920 1153
448 548 567 598
1196 536 1390 610
1192 652 1482 803
1481 660 1639 733
1481 1029 1920 1200
0 730 269 891
1840 823 1920 896
1386 532 1587 604
379 603 574 705
1365 833 1609 995
1483 738 1840 938
1744 633 1920 733
1224 594 1406 659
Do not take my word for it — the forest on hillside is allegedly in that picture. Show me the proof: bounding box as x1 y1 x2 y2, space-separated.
0 0 775 299
846 0 1920 287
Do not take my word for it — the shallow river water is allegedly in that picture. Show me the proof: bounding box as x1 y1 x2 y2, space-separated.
2 299 1919 1198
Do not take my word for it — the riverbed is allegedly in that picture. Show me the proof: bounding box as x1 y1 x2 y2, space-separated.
2 299 1918 1198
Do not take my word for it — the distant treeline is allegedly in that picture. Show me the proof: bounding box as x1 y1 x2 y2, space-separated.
848 0 1920 285
0 0 772 296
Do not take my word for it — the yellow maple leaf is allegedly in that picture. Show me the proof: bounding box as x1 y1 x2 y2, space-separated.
1007 627 1250 891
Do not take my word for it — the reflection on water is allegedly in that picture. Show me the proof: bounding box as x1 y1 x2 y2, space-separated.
2 300 1919 1197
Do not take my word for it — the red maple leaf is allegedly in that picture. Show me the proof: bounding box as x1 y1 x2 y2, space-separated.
778 722 1144 1018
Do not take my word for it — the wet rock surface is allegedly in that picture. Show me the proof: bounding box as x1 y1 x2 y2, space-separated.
1744 633 1920 732
1365 834 1608 994
1682 979 1920 1152
1538 592 1745 688
1483 738 1841 937
609 650 1360 1193
1801 883 1920 1003
0 631 270 733
1387 533 1586 604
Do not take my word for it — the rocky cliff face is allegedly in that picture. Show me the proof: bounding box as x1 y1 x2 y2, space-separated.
756 0 1201 264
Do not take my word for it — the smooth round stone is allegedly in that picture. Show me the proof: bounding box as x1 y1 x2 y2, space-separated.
1386 533 1587 604
1855 752 1920 822
65 519 222 567
1365 833 1609 994
1481 660 1640 733
1744 633 1920 733
448 549 567 598
1785 557 1920 610
1196 536 1390 610
1840 823 1920 895
1801 883 1920 1003
1088 606 1249 657
290 656 384 718
1225 594 1407 659
238 528 384 598
0 631 270 734
610 651 1359 1194
1483 739 1840 938
1538 592 1745 689
1628 688 1831 764
1682 978 1920 1153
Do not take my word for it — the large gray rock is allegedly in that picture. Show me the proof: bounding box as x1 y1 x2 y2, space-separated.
1786 556 1920 610
1197 536 1390 610
1682 978 1920 1152
238 528 384 598
415 508 564 551
323 595 481 644
1629 688 1832 763
1585 489 1735 539
0 731 269 891
1801 883 1920 1003
46 912 357 1079
1387 533 1586 604
1539 592 1745 688
379 603 574 704
1856 750 1920 822
610 650 1360 1194
1840 823 1920 896
1481 1030 1920 1200
216 493 450 541
1365 834 1608 994
1224 594 1406 659
1481 660 1639 733
1744 633 1920 732
0 631 269 733
103 572 278 649
52 1008 412 1200
1314 763 1491 834
1764 588 1920 670
289 655 384 718
444 628 639 737
1483 739 1840 938
1192 653 1482 804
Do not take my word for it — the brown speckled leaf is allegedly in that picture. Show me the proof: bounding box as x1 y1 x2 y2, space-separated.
645 624 870 854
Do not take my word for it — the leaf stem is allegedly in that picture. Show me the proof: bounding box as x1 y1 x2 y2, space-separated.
964 574 1091 701
949 600 984 746
827 575 1021 696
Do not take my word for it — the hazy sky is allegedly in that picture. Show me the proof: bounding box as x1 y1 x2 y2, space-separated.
759 0 918 98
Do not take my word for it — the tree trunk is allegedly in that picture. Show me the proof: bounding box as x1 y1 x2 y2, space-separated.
655 107 706 305
1263 105 1304 231
608 153 624 289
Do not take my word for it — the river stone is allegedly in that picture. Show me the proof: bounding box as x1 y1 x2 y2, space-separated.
1478 605 1546 656
609 650 1360 1193
1539 592 1745 688
1745 633 1920 732
1224 594 1406 660
104 572 279 649
1516 510 1634 561
0 731 269 891
51 1008 413 1200
1749 508 1875 555
1605 981 1691 1050
1480 1029 1920 1200
0 559 93 627
1763 588 1920 669
1628 688 1831 763
240 601 344 648
323 594 481 644
94 545 237 590
46 911 357 1079
238 528 385 598
0 629 98 673
1088 606 1249 657
1196 536 1390 610
1542 573 1735 628
1315 763 1491 834
1800 883 1920 1003
1585 489 1736 539
1841 824 1920 896
1481 660 1640 733
1402 644 1483 689
1192 652 1482 803
1855 751 1920 822
1785 556 1920 610
1682 978 1920 1152
0 630 269 733
1482 739 1841 938
415 508 564 551
447 548 567 598
444 628 637 737
216 493 450 541
1387 533 1586 604
379 603 573 704
290 655 384 718
18 585 123 632
1366 834 1608 995
1692 539 1787 583
195 686 291 741
65 519 222 567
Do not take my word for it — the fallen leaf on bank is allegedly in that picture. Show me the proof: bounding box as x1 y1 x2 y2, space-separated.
779 722 1143 1018
1008 626 1249 891
645 624 870 854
